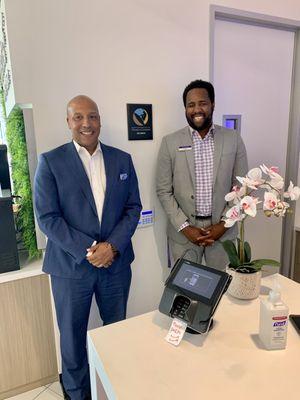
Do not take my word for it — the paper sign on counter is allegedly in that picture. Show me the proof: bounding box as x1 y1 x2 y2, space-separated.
165 318 187 346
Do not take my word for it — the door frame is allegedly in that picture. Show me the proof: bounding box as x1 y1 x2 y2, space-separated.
210 5 300 278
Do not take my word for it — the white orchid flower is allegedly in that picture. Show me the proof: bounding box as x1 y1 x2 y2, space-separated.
260 164 284 190
269 177 284 190
236 176 257 190
263 192 278 210
224 205 244 227
247 167 263 181
284 181 300 200
260 164 279 176
225 185 246 203
240 196 259 217
237 168 264 190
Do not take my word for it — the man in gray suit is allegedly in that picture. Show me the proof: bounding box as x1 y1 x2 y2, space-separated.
156 79 248 270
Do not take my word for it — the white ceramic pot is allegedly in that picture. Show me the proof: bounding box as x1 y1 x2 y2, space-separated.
226 266 262 300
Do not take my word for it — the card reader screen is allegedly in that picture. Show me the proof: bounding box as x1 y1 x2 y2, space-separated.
172 262 221 299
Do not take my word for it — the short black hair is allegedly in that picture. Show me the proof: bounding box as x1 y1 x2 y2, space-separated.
182 79 215 106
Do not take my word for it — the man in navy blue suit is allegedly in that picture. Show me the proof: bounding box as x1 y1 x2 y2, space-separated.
34 95 142 400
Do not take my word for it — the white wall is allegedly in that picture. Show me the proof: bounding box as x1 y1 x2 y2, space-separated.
3 0 300 320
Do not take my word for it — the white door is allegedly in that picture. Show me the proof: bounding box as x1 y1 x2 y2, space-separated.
213 19 294 262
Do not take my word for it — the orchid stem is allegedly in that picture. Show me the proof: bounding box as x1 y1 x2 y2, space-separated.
239 220 245 265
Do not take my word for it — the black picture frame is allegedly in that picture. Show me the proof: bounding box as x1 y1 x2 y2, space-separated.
127 103 153 140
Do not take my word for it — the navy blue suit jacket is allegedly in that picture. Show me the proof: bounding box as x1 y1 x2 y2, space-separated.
34 142 142 279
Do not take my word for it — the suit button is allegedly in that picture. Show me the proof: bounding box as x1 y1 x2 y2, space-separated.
191 214 194 218
191 195 194 199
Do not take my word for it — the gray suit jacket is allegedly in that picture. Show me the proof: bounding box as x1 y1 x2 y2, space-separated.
156 124 248 244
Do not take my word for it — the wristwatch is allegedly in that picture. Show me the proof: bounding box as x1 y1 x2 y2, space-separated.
107 242 119 256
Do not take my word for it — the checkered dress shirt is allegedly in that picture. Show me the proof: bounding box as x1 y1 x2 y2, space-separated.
191 125 214 216
178 125 215 231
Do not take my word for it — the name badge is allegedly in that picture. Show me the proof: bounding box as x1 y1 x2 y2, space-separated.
178 145 192 152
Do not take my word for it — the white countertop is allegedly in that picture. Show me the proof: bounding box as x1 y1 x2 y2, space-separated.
88 274 300 400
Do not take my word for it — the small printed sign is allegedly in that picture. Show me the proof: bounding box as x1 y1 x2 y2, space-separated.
165 318 187 346
127 103 153 140
137 209 154 228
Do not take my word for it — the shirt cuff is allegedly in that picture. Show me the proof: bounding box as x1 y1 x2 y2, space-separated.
86 240 97 257
178 221 190 232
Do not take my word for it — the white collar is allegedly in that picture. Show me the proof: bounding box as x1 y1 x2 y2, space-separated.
73 140 101 156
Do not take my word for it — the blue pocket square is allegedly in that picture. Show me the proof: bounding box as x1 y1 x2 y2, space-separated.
120 173 128 180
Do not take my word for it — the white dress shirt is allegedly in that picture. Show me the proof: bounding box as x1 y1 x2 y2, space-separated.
73 140 106 224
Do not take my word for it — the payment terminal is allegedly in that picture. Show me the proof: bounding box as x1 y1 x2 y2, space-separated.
159 258 232 334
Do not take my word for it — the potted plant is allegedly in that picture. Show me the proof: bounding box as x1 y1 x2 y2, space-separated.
222 164 300 299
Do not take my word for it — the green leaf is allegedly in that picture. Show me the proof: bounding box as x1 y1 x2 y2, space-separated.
244 241 251 263
221 240 240 268
251 259 280 271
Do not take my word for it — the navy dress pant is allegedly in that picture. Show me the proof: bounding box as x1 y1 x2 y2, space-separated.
51 266 131 400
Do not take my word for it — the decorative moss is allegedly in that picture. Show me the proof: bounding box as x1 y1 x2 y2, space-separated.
4 104 41 259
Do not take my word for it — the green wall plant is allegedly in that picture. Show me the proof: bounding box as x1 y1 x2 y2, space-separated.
4 103 41 259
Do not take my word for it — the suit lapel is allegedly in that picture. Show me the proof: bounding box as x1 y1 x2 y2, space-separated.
101 143 116 215
180 127 195 187
213 126 224 186
64 143 98 217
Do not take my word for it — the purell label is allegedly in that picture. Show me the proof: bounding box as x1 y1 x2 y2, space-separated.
270 314 288 346
273 321 287 327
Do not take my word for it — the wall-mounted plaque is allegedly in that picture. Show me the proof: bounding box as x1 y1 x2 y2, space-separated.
127 103 153 140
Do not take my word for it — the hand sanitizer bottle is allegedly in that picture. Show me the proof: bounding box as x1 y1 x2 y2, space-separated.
259 279 289 350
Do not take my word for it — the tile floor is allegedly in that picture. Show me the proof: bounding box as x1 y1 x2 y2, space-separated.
7 381 63 400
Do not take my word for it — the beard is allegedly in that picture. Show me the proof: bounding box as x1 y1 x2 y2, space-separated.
186 112 213 133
